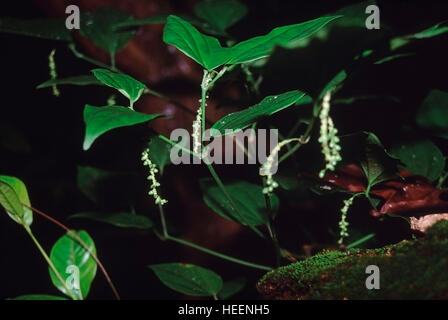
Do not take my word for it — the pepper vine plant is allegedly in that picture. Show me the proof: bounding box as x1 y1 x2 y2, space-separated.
1 0 448 300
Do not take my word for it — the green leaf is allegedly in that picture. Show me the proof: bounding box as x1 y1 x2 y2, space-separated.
163 15 340 70
0 18 72 41
83 104 161 150
37 76 102 89
227 15 342 65
416 90 448 139
200 179 278 226
49 230 97 300
69 212 153 229
92 69 146 104
147 136 172 172
391 21 448 51
163 15 232 70
80 7 135 55
212 90 310 133
360 133 400 190
9 295 68 300
318 70 347 100
0 176 32 226
390 139 445 182
150 263 223 297
218 277 246 299
194 0 248 35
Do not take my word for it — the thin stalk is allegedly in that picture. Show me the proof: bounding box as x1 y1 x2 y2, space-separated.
346 233 375 249
157 203 271 271
158 204 168 238
167 236 272 271
68 44 114 70
24 226 78 300
157 134 202 159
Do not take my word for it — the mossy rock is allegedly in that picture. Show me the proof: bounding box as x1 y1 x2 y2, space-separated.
258 221 448 299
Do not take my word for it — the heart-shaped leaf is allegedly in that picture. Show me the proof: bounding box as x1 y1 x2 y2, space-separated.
212 90 310 133
0 18 72 41
163 15 232 70
92 69 146 105
390 138 445 182
83 105 161 150
194 0 248 35
150 263 223 297
49 230 97 300
0 176 32 226
200 179 279 226
37 76 102 89
80 7 135 55
69 212 153 229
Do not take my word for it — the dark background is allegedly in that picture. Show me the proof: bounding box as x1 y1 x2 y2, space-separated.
1 0 448 299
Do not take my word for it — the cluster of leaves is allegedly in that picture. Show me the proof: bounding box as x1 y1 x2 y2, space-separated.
1 0 448 299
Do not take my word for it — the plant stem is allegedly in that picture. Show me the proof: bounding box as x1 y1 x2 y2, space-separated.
68 44 114 70
157 134 202 159
110 53 116 71
24 226 78 300
158 204 168 238
24 204 121 300
263 177 281 266
200 70 209 136
168 236 272 271
278 115 317 164
156 203 272 271
346 233 375 249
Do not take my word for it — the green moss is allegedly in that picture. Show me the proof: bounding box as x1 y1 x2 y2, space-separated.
258 221 448 299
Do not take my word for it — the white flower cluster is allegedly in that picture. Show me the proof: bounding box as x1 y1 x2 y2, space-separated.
318 91 341 178
260 139 297 195
192 104 203 156
48 49 60 97
338 195 355 244
141 149 168 206
261 144 281 194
